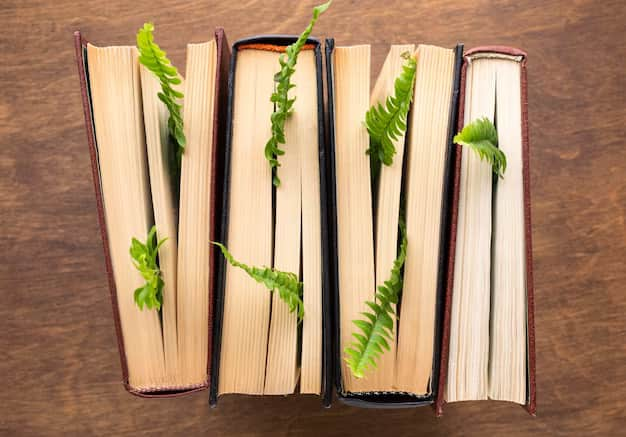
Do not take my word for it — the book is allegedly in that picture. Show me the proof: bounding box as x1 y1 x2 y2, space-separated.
77 28 534 410
210 36 330 405
73 28 230 395
326 39 463 405
436 46 536 415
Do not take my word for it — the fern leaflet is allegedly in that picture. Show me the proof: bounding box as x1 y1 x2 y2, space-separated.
454 117 507 177
137 23 185 169
344 217 408 378
265 1 331 186
365 52 417 179
130 225 167 311
212 242 304 321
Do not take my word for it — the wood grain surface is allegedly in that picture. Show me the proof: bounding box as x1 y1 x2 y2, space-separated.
1 0 625 435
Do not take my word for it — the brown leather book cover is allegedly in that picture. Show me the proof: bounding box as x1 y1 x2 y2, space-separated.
73 28 231 397
435 46 536 416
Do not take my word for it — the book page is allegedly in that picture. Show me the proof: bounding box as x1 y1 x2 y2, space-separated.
368 44 414 391
489 58 527 404
298 49 323 395
264 48 308 394
445 57 496 402
395 45 455 394
218 48 276 395
139 65 180 385
177 40 217 386
87 44 166 389
333 45 376 393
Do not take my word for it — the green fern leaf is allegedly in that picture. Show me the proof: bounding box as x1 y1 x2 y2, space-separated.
265 1 331 187
365 52 417 178
212 242 304 321
137 23 185 170
453 117 507 177
130 225 167 311
344 217 408 378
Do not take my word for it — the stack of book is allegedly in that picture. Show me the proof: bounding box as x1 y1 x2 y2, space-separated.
75 23 535 414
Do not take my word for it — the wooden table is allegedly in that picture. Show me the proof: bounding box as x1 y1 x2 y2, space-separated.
2 0 624 435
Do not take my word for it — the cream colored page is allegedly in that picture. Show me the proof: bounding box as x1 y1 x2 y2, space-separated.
297 51 323 395
87 44 165 389
264 48 308 394
177 41 217 386
333 45 376 393
218 49 276 394
368 44 414 391
445 58 496 402
395 45 454 394
139 66 180 385
489 59 527 404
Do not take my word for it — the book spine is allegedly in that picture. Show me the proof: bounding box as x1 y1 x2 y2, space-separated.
207 26 231 398
73 30 131 392
519 53 537 417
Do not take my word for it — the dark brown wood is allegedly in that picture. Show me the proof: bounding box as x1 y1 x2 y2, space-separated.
1 0 624 434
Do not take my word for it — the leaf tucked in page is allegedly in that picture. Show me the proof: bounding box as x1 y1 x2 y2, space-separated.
137 23 185 170
130 225 167 311
344 217 408 378
365 52 417 179
265 1 332 186
454 117 507 177
212 242 305 321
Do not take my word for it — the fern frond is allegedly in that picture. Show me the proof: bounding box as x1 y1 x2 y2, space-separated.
130 225 167 311
453 117 507 177
344 218 408 378
365 52 417 178
137 23 185 169
265 1 332 187
212 242 304 321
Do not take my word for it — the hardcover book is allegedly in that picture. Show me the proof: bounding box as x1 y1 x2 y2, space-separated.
325 38 464 407
435 46 536 415
209 35 332 406
73 28 230 396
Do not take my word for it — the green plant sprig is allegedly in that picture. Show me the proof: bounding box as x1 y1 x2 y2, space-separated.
346 52 415 377
212 242 304 321
137 23 185 169
454 117 507 177
130 225 167 311
344 217 408 378
265 1 332 187
364 51 417 179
